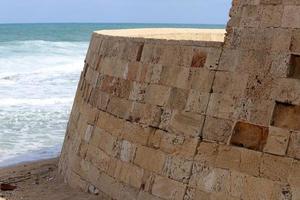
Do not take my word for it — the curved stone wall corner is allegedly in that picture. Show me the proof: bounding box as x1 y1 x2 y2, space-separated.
59 0 300 199
58 31 225 199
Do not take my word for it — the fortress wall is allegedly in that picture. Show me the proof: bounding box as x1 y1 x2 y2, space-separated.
59 1 300 200
59 31 224 200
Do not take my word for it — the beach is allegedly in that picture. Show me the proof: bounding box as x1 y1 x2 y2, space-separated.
0 159 99 200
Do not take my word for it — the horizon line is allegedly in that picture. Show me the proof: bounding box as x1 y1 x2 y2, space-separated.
0 22 226 26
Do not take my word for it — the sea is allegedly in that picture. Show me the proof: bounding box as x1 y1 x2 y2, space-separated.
0 23 224 167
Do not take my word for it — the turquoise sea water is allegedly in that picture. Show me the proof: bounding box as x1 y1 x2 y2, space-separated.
0 23 224 167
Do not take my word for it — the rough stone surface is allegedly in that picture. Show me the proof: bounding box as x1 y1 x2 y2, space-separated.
59 2 300 199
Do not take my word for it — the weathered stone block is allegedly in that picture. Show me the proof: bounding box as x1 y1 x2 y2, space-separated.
85 145 110 172
162 156 193 183
194 142 218 166
106 96 132 119
116 162 144 189
134 146 166 173
240 148 262 176
189 68 215 93
144 84 171 106
168 111 204 137
185 90 210 114
213 71 248 96
166 88 189 110
121 122 153 146
120 140 137 162
282 6 300 28
129 102 162 126
126 62 140 81
260 153 293 182
96 111 125 137
129 82 147 102
189 163 230 194
151 129 198 159
215 145 241 171
287 130 300 159
207 93 240 119
159 66 190 89
240 5 260 28
152 175 186 200
264 126 291 156
97 130 120 157
202 116 234 143
260 5 283 28
191 50 207 68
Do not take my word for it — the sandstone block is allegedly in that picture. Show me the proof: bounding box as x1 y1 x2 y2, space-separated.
106 96 132 119
207 93 239 119
97 130 119 157
159 108 173 130
189 163 230 194
120 140 137 162
194 142 218 166
263 126 291 156
288 160 300 187
111 78 132 99
129 82 147 102
287 130 300 159
85 67 99 88
191 50 207 68
282 6 300 28
160 66 190 89
101 58 128 78
94 91 110 111
96 111 125 137
85 145 110 172
166 87 189 110
144 84 171 106
162 156 193 183
126 62 140 81
168 111 204 137
152 175 186 200
129 102 162 126
185 90 210 115
189 68 215 93
121 122 153 146
260 5 283 28
212 71 248 96
242 176 279 200
240 148 262 176
260 153 293 182
134 146 166 173
159 131 199 159
240 5 260 28
202 116 234 143
84 124 94 143
215 145 241 171
117 162 144 189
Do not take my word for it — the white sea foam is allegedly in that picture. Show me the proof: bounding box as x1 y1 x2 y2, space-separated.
0 40 87 166
0 98 73 106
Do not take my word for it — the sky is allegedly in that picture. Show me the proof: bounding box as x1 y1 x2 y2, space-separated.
0 0 231 24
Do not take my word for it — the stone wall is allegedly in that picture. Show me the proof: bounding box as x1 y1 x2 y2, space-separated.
59 1 300 200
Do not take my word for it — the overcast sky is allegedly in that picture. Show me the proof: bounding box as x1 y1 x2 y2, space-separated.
0 0 231 24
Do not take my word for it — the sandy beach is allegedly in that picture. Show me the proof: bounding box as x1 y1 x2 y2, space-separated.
0 159 98 200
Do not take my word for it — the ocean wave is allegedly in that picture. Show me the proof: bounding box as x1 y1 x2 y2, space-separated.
0 97 73 106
